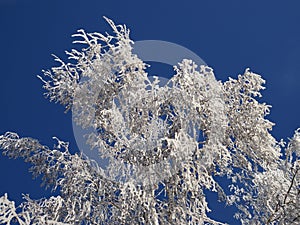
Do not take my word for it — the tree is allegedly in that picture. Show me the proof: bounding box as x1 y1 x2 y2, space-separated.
0 18 299 225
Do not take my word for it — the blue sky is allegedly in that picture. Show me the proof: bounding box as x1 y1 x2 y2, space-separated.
0 1 299 224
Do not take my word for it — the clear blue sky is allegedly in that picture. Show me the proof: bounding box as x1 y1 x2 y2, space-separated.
0 1 300 224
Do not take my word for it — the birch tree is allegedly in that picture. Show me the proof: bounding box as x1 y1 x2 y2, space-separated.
0 18 299 225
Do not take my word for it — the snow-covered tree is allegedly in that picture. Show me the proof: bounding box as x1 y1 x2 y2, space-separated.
0 18 299 225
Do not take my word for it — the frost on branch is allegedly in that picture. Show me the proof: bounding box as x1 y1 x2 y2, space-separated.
250 130 300 224
1 18 299 224
0 132 119 224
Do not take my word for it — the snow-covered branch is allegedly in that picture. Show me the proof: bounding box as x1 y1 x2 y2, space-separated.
1 18 299 225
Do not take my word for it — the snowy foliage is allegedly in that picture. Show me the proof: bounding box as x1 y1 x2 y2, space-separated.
0 18 299 224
